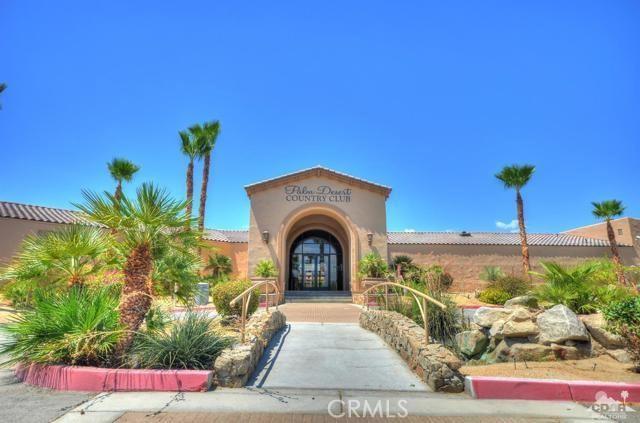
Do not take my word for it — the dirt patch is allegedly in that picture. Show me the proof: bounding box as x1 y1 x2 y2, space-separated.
461 355 640 383
450 293 490 308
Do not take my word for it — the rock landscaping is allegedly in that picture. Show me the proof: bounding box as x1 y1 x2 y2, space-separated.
360 309 464 392
213 309 286 387
458 299 631 365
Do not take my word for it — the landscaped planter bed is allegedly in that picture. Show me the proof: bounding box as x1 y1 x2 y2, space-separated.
15 363 213 392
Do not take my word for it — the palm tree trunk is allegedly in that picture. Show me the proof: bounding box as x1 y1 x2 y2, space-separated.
114 181 123 202
198 152 210 233
186 158 194 224
606 220 627 286
116 243 153 357
516 190 531 276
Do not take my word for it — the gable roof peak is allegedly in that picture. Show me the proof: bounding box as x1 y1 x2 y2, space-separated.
244 166 392 198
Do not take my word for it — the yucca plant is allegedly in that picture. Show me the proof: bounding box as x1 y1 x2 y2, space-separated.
127 312 233 369
358 253 389 279
254 259 277 278
0 286 122 366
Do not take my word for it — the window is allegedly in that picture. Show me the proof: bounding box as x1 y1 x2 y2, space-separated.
618 229 623 236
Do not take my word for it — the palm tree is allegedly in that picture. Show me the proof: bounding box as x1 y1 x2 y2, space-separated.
0 83 6 109
190 121 221 233
180 131 199 222
107 158 140 202
205 253 233 280
592 200 627 286
1 225 112 288
495 164 535 276
75 183 192 356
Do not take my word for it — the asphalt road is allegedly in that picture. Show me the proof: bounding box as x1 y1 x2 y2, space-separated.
0 369 93 423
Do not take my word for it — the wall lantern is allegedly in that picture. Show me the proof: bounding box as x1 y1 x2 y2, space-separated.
261 230 269 243
367 232 374 246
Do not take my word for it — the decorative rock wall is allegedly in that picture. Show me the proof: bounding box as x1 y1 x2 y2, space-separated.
457 300 631 364
359 309 464 392
213 310 286 387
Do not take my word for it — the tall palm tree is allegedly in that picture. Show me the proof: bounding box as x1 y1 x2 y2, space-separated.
592 200 627 286
495 164 535 276
1 225 112 288
190 121 220 233
107 158 140 202
76 183 192 356
0 83 6 109
179 130 199 222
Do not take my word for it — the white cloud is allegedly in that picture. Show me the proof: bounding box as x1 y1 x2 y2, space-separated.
403 228 416 232
496 219 518 231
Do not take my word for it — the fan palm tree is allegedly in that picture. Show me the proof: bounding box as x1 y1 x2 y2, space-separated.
107 158 140 202
592 200 627 286
180 130 199 222
495 164 535 276
1 225 112 288
205 253 233 280
190 121 221 233
75 183 192 356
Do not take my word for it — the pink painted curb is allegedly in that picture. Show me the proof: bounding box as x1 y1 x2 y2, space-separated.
466 376 640 403
15 363 213 392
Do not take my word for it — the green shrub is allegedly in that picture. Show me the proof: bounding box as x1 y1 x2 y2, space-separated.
144 303 172 333
0 279 40 308
602 296 640 334
489 275 530 297
358 253 388 279
477 287 511 305
127 312 233 369
533 261 631 313
0 286 122 366
211 279 260 316
254 259 278 278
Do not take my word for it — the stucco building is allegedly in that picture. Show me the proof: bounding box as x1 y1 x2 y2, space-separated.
1 166 638 294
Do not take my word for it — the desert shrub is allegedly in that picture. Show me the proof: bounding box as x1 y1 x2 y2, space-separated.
127 312 233 369
0 279 40 308
254 259 278 278
480 266 504 282
620 328 640 372
0 286 122 366
602 296 640 334
404 264 453 291
477 287 511 305
358 253 388 278
490 275 530 297
144 303 172 333
211 279 259 317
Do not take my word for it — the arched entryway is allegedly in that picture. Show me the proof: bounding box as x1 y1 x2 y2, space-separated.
289 230 344 291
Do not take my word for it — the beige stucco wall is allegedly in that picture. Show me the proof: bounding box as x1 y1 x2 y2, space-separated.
565 217 640 259
202 240 249 279
247 176 388 292
389 243 639 292
0 217 70 264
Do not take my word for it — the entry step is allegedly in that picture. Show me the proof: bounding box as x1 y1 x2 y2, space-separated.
284 291 353 303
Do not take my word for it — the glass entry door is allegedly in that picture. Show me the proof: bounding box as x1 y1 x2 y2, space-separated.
289 230 343 291
303 254 329 290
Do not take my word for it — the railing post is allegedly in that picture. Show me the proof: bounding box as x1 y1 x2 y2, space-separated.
384 284 389 310
240 295 247 343
422 297 429 345
265 283 269 313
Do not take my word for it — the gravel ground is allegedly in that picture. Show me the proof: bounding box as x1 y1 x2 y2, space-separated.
0 369 93 423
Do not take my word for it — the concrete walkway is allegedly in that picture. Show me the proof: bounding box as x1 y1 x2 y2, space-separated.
248 322 429 391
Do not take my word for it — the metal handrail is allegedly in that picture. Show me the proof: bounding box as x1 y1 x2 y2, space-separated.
230 280 282 343
361 281 447 345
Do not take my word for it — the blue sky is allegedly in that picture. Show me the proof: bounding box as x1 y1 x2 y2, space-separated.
1 1 638 233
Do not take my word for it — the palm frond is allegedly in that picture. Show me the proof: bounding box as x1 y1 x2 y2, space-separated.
495 164 535 189
107 158 140 182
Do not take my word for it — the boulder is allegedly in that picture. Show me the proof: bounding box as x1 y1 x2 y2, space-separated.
607 349 632 364
537 304 589 345
580 314 625 350
507 308 533 322
482 339 511 364
489 320 505 339
501 320 539 338
505 295 539 309
510 343 555 361
551 343 582 360
473 307 512 328
455 330 489 358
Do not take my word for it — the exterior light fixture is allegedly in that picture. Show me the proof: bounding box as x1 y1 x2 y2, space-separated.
261 230 269 243
367 232 374 245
